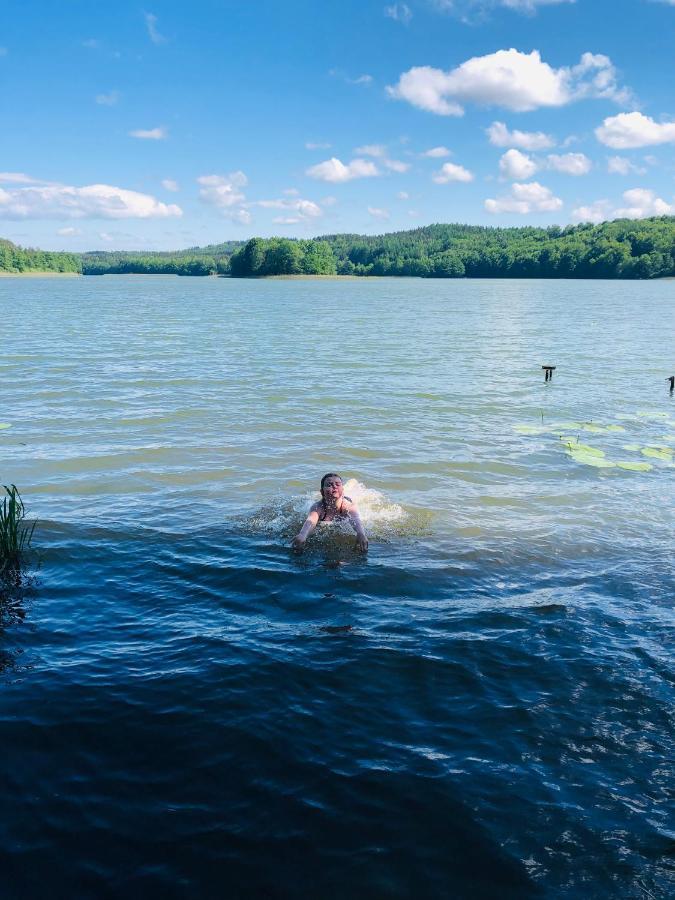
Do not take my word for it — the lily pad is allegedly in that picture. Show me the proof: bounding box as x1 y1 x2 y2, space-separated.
567 449 616 468
641 447 673 461
561 439 605 456
616 461 653 472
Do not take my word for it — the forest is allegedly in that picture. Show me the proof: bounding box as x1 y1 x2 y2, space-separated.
1 217 673 279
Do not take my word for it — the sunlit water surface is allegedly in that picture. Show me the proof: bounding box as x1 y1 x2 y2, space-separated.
1 276 674 898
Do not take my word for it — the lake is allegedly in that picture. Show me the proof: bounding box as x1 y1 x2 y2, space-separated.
1 275 673 898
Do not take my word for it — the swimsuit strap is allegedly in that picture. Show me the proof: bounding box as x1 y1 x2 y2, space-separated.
318 496 352 522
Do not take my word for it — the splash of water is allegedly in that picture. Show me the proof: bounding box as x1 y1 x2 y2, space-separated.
246 478 428 542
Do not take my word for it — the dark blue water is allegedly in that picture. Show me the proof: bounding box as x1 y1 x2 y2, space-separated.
1 277 674 897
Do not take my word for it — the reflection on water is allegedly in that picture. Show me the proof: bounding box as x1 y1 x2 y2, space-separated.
0 276 674 898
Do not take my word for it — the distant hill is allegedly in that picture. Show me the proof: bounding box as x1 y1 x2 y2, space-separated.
2 217 674 278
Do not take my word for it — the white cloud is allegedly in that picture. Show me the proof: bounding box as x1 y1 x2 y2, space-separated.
570 200 610 224
144 12 166 44
607 156 646 176
421 146 452 157
499 148 537 179
306 157 380 182
485 181 563 213
368 206 390 220
330 68 373 86
96 90 120 106
355 144 386 157
572 188 675 223
197 172 248 214
432 1 575 16
614 188 674 218
273 217 301 225
257 197 323 220
0 182 182 219
231 209 252 225
384 158 411 173
387 49 630 116
487 121 554 150
305 141 332 150
0 172 41 184
546 152 591 175
397 191 410 200
432 162 474 183
161 179 179 192
283 188 300 196
56 227 81 236
384 3 413 24
129 126 167 140
595 112 675 149
354 145 410 172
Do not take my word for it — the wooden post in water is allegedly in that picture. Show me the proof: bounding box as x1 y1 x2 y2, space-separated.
668 375 674 393
542 365 556 382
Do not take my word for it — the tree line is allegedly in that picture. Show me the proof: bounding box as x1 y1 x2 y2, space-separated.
1 217 674 279
0 239 80 274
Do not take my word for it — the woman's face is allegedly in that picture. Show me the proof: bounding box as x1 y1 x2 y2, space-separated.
322 476 343 501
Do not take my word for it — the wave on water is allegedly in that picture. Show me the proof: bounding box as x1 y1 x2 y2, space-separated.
246 478 430 543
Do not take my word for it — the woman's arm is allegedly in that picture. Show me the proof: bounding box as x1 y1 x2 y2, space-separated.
292 507 320 552
347 505 368 552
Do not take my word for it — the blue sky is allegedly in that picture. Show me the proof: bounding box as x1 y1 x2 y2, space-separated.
1 0 674 250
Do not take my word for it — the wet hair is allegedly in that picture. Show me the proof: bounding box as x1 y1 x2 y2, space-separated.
320 473 342 498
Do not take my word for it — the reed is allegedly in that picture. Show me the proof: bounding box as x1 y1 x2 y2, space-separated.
0 485 36 575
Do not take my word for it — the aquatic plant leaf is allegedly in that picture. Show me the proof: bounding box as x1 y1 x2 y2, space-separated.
641 447 673 461
567 449 615 468
561 439 605 456
616 461 653 472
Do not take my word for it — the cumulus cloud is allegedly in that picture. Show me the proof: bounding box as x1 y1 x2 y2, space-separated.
570 200 610 224
96 90 120 106
368 206 390 220
607 156 646 176
384 3 413 24
614 188 674 218
129 126 167 140
595 112 675 149
197 172 248 216
485 181 562 214
0 182 182 219
306 157 380 182
355 144 386 157
546 152 591 175
487 121 555 150
499 149 537 179
432 162 474 183
161 179 179 192
421 146 452 157
384 158 411 173
144 12 166 44
257 197 323 220
572 188 674 223
56 227 81 236
387 49 630 116
397 191 410 200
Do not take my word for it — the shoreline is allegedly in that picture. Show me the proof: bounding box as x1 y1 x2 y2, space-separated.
0 271 81 278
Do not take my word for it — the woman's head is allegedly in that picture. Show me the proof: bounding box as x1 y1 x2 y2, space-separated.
320 473 343 501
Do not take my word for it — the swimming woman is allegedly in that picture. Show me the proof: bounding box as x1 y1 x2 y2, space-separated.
292 473 368 553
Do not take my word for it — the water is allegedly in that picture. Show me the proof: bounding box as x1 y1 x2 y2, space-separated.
1 275 674 898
